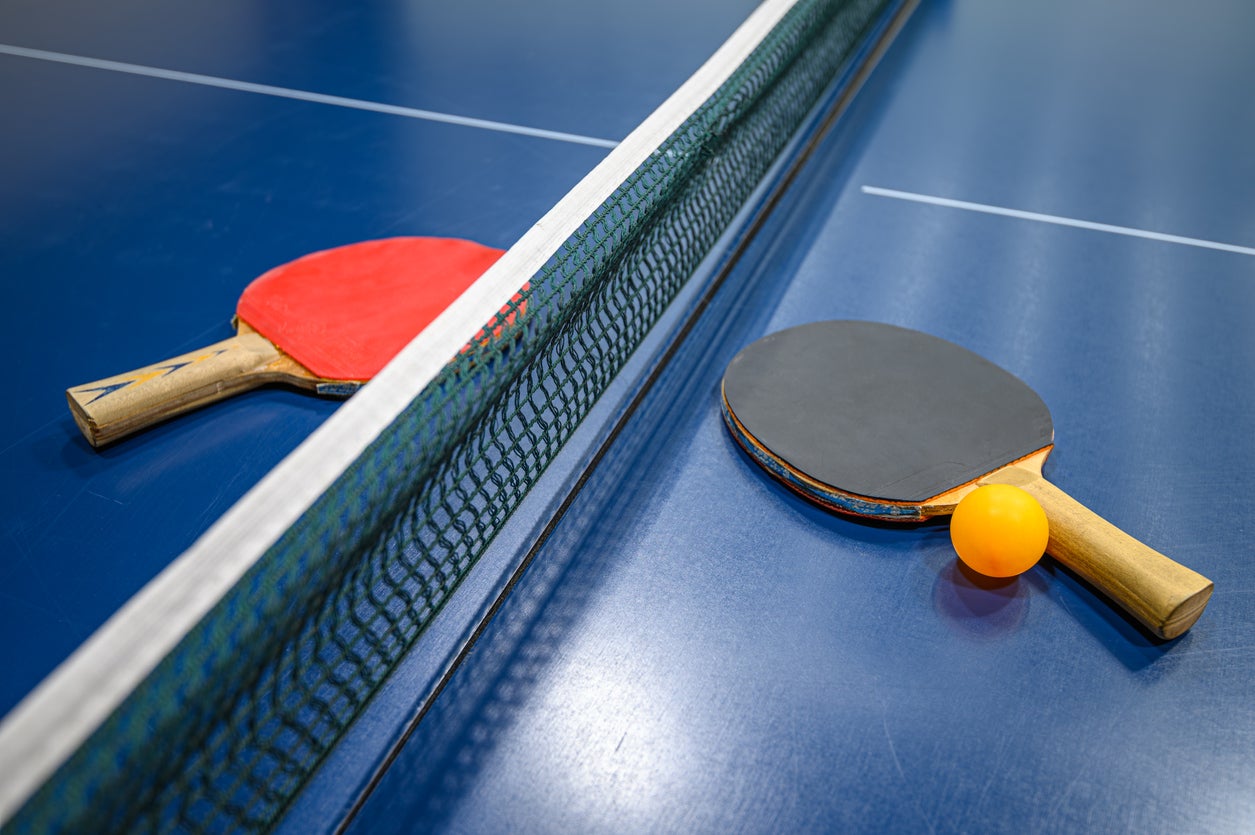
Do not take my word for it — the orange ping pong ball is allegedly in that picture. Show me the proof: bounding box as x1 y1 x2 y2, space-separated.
950 484 1049 577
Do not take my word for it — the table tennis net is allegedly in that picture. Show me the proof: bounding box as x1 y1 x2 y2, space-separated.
8 0 890 831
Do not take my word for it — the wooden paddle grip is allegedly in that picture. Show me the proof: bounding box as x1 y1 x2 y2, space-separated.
66 333 286 447
986 470 1213 639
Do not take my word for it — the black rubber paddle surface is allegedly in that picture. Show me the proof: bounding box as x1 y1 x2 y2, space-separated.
721 320 1054 506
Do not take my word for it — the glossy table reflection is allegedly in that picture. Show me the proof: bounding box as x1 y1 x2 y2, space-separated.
3 0 1254 832
347 1 1255 832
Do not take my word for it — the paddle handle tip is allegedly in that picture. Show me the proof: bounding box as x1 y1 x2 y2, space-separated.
985 470 1213 640
66 333 286 447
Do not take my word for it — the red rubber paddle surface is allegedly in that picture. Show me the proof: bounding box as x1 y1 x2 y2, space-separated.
237 237 507 381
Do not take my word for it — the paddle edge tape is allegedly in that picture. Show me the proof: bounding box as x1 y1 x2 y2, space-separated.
721 385 1054 521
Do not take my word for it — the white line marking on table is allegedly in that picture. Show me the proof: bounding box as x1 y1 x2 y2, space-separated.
862 185 1255 257
0 43 620 149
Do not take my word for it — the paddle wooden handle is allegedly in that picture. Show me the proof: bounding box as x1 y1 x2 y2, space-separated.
67 332 287 447
985 469 1213 639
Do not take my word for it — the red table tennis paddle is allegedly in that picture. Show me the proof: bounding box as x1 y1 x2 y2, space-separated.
67 237 515 447
720 320 1213 639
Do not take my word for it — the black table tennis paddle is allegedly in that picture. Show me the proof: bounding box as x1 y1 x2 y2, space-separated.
720 320 1212 639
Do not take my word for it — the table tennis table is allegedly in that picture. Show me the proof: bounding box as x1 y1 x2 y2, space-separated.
2 0 1253 832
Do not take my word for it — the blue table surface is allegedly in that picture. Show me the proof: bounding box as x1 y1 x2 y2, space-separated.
0 0 759 720
5 0 1255 832
345 1 1255 832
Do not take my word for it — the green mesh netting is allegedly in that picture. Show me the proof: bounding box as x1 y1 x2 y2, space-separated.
8 0 891 830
